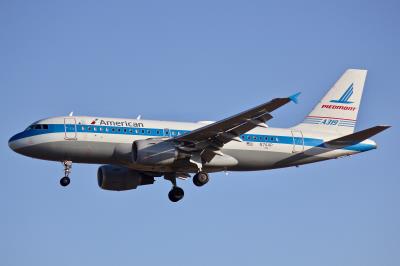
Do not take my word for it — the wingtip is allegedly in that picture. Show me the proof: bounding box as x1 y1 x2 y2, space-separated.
378 125 391 130
289 92 301 104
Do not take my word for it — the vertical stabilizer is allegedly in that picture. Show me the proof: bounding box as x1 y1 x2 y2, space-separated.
295 69 367 135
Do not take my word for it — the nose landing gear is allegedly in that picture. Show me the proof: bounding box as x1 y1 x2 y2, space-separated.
60 161 72 187
60 176 70 186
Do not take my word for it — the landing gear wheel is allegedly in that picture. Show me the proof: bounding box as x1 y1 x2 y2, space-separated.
168 186 184 202
193 171 209 187
60 176 70 187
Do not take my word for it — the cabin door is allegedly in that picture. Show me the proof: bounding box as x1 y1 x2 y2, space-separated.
64 118 77 140
291 130 304 153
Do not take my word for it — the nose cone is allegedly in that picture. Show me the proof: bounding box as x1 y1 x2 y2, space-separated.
8 134 19 151
8 132 27 154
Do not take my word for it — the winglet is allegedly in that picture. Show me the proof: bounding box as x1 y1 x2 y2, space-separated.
289 92 301 104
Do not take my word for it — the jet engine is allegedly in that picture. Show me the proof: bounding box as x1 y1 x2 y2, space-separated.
132 138 182 165
97 165 154 191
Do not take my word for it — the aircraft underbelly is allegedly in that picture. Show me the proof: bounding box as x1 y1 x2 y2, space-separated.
20 136 352 173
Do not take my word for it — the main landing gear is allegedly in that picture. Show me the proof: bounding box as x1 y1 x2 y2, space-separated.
168 186 185 202
165 174 184 202
60 161 72 187
192 171 209 187
165 171 210 202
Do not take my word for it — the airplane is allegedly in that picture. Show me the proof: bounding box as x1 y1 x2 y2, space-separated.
8 69 390 202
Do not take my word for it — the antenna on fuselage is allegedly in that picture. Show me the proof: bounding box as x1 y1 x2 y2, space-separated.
136 114 141 120
68 111 74 116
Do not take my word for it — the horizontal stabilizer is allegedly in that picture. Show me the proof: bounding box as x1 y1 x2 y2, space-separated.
323 125 390 149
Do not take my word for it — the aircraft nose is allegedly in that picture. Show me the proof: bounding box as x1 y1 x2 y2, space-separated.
8 132 24 152
8 134 19 151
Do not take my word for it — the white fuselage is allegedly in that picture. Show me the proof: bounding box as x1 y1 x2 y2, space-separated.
8 116 376 173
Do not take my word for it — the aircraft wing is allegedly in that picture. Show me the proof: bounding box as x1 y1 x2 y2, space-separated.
174 93 300 161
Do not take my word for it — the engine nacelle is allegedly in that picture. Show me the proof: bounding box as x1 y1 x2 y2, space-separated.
132 138 179 165
97 165 154 191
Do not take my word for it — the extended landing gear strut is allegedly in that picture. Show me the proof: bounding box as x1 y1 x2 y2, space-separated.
60 161 72 187
165 174 184 202
190 154 210 187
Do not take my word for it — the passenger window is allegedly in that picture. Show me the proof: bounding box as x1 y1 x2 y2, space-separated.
112 128 115 132
99 127 103 131
147 130 151 134
141 129 144 134
88 127 92 131
105 128 109 132
42 124 48 130
94 127 97 131
117 128 121 132
124 129 127 132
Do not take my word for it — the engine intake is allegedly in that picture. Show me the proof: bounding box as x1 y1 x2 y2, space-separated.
97 165 154 191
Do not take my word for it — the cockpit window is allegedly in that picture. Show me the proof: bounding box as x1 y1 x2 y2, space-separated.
26 124 49 130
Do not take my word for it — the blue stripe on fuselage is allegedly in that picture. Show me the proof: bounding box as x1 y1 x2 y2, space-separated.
9 124 376 152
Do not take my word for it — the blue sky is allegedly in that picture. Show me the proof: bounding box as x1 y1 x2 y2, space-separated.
1 1 399 265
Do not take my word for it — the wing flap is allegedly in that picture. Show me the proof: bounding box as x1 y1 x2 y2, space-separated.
174 94 299 165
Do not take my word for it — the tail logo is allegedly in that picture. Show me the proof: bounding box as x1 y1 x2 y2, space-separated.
330 83 354 104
